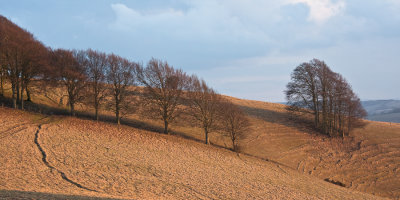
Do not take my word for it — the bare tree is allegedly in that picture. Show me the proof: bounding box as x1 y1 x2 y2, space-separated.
82 49 108 120
187 75 222 144
219 101 250 151
286 61 319 127
315 60 334 135
19 39 49 109
0 16 49 109
346 93 367 135
286 59 367 137
136 58 189 134
50 49 87 116
1 16 27 108
106 54 137 125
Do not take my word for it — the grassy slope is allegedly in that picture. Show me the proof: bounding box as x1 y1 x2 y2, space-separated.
227 97 400 199
0 107 381 200
1 83 398 199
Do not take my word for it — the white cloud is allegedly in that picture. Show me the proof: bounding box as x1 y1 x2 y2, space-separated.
109 1 352 49
109 2 286 43
288 0 346 24
110 3 184 31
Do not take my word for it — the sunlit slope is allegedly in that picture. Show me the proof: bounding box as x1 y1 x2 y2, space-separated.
227 97 400 199
0 107 380 199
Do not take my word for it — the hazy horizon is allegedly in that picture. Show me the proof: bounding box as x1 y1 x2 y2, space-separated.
1 0 399 102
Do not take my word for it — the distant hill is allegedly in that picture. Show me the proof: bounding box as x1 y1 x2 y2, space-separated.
277 100 400 123
362 100 400 123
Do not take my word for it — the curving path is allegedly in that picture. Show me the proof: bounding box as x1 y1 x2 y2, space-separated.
34 123 98 192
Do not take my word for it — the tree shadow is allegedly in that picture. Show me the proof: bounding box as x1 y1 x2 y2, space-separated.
1 96 252 153
120 116 232 151
238 104 317 134
0 95 71 115
0 189 125 200
0 95 218 146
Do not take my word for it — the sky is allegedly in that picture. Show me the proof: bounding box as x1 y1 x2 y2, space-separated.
1 0 399 102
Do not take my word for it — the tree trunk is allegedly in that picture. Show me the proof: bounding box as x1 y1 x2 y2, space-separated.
322 98 328 135
0 71 4 97
164 120 169 134
95 106 99 121
116 108 120 125
204 127 209 144
94 94 99 121
232 138 236 151
115 97 120 124
11 83 17 109
26 85 31 102
20 85 24 110
312 93 319 128
94 83 99 121
70 102 75 116
16 81 20 103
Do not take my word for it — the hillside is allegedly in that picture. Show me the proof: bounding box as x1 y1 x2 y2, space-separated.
225 98 400 199
1 84 399 199
0 107 382 199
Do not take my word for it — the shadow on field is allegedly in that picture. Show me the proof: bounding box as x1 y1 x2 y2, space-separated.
0 95 164 132
0 96 220 147
0 95 70 116
238 105 317 134
0 189 125 200
120 117 211 144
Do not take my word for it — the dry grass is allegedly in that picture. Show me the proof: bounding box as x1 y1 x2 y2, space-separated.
0 107 381 199
223 97 400 199
1 83 398 199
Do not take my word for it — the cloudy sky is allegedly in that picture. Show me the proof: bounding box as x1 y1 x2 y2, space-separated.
1 0 399 102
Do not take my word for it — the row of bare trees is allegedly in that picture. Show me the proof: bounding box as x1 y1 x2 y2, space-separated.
0 16 250 150
52 51 251 150
185 76 250 150
137 59 250 150
285 59 366 137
